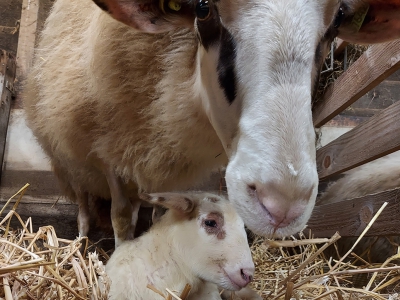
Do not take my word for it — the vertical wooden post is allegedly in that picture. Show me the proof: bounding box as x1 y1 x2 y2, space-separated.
0 51 17 183
16 0 39 84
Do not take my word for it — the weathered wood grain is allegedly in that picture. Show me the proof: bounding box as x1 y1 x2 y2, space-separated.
0 0 22 54
317 100 400 180
309 188 400 237
0 51 16 184
313 40 400 128
16 0 39 86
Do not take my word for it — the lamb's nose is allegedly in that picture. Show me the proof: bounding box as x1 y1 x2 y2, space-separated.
240 268 253 286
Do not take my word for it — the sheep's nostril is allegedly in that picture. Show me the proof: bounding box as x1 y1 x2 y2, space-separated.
247 184 257 196
240 269 253 284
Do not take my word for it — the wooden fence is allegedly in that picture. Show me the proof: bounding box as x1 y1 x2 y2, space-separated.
309 39 400 237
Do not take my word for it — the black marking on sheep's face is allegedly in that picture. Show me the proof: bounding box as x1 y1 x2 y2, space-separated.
92 0 109 12
195 2 237 104
196 2 221 50
217 28 237 104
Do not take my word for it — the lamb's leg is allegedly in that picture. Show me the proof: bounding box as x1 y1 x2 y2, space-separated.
188 282 222 300
105 168 140 247
77 192 90 237
221 288 262 300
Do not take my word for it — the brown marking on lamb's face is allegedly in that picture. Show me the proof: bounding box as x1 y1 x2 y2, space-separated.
200 212 226 240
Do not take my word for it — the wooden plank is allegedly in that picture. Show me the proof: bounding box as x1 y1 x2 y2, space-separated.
0 0 22 54
15 0 39 90
0 170 60 200
313 40 400 128
317 100 400 180
309 188 400 237
0 51 16 184
334 38 348 56
324 115 369 127
0 197 152 252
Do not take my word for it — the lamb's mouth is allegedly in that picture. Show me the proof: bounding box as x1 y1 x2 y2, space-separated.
220 267 242 291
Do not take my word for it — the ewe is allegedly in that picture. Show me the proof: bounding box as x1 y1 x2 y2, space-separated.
24 0 400 244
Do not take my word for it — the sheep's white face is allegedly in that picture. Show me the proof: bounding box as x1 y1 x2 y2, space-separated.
195 0 400 237
196 0 339 237
93 0 400 238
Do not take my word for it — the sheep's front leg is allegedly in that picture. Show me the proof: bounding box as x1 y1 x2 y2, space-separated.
77 192 90 237
105 168 140 247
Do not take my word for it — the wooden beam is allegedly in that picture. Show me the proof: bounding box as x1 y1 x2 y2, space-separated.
313 40 400 128
317 100 400 180
15 0 39 88
334 38 348 56
0 0 22 54
309 188 400 237
0 51 16 184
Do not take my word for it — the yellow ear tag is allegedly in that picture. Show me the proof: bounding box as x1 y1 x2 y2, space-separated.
351 3 369 32
168 0 181 12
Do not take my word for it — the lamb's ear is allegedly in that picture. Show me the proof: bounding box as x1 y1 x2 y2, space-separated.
92 0 195 33
152 205 168 224
338 0 400 44
139 193 196 214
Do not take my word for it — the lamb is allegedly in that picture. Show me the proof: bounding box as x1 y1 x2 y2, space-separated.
23 0 400 245
105 192 262 300
318 151 400 263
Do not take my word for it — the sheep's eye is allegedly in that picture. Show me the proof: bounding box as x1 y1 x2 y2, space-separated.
196 0 211 20
204 219 217 227
334 7 345 28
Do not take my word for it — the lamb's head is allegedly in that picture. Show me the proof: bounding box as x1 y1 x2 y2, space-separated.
93 0 400 238
140 192 255 291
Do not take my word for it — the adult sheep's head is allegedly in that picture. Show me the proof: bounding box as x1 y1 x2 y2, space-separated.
92 0 400 237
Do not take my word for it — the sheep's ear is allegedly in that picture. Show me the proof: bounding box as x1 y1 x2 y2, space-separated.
139 193 196 214
91 0 195 33
338 0 400 44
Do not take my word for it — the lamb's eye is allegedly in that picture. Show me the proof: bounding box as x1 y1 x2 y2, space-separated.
196 0 211 20
204 220 217 227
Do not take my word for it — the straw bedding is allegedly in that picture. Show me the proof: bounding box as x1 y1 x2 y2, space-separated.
1 185 399 299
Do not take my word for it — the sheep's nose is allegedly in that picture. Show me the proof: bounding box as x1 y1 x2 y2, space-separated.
248 182 313 228
240 268 253 286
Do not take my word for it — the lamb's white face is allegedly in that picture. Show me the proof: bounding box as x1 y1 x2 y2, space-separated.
196 0 339 237
171 194 255 291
